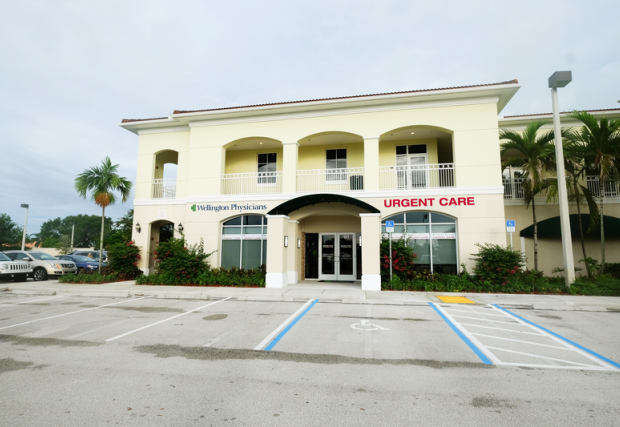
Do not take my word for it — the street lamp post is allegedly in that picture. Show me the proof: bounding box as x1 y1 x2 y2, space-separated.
20 204 29 251
549 71 575 286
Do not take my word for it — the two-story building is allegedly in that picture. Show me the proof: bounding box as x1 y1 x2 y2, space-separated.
120 80 619 288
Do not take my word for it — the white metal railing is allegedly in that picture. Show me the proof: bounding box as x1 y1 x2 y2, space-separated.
503 178 526 200
296 167 365 193
380 163 455 190
152 178 177 199
587 175 618 198
221 171 283 195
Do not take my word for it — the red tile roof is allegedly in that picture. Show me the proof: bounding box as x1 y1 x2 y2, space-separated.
121 117 169 123
170 79 519 115
504 108 620 118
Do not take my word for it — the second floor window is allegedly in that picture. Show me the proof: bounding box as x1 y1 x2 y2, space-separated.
326 149 347 181
258 153 277 184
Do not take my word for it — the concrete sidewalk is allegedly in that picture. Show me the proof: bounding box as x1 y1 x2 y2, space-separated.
2 279 620 312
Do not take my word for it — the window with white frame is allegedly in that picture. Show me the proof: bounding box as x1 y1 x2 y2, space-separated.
257 153 277 185
221 215 268 270
326 149 347 181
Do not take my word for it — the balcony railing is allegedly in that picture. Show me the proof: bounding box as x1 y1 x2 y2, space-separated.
221 171 283 195
296 167 365 193
587 175 618 198
152 178 177 199
380 163 455 190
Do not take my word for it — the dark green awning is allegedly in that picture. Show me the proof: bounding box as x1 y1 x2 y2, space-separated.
267 193 380 216
520 214 620 238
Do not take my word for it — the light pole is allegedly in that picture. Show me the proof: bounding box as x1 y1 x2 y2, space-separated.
20 204 29 251
549 71 575 286
71 224 75 252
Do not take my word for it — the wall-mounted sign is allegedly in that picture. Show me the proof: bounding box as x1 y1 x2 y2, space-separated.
191 203 268 213
431 233 456 239
383 197 476 208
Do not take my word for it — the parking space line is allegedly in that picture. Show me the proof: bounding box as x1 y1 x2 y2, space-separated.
470 333 573 350
258 299 319 351
105 297 231 342
428 302 495 364
0 297 148 331
444 308 507 317
492 304 620 370
449 315 521 325
485 346 595 367
0 295 70 307
253 299 315 350
459 323 545 336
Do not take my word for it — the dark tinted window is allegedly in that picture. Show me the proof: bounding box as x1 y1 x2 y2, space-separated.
408 144 427 154
382 214 405 224
406 212 430 223
396 145 407 155
223 217 242 226
243 215 263 226
431 213 455 223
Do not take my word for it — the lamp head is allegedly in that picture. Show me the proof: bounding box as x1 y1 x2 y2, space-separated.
21 204 29 208
548 71 572 89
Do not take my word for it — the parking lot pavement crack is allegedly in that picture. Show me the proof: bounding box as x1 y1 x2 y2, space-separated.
0 334 101 348
133 344 494 369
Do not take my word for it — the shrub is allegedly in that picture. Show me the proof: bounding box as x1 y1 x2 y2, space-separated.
105 240 143 280
605 263 620 279
59 273 119 284
154 236 213 279
380 237 417 282
471 243 525 286
136 265 266 287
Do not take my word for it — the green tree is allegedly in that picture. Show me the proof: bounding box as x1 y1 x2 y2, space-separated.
75 157 133 269
37 215 113 248
103 209 134 248
500 120 557 271
565 111 620 273
0 214 22 249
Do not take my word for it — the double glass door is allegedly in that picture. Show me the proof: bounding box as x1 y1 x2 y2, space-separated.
319 233 356 281
396 153 429 189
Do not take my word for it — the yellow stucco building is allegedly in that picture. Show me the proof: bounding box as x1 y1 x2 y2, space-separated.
120 80 620 289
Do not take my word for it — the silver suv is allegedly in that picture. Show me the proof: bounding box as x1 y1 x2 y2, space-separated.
0 252 33 282
4 251 77 281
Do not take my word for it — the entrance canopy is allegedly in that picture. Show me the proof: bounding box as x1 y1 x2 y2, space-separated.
520 214 620 238
267 193 380 216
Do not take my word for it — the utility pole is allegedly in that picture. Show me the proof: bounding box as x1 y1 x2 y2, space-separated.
71 224 75 252
20 204 29 251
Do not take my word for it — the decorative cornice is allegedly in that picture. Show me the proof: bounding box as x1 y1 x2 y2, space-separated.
137 126 189 135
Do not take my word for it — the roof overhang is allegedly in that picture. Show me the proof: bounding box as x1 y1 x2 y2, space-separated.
520 214 620 238
267 194 380 216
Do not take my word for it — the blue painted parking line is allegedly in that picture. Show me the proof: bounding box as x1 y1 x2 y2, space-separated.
429 302 493 364
264 299 319 351
493 304 620 370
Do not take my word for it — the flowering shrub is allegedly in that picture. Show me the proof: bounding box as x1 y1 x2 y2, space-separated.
153 236 212 279
380 237 418 282
104 240 143 280
470 243 525 286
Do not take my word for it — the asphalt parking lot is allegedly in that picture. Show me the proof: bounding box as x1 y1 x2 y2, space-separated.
1 292 619 425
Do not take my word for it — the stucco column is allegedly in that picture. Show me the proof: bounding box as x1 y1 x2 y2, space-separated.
265 215 289 288
363 137 380 191
287 220 300 284
360 213 381 291
282 142 299 194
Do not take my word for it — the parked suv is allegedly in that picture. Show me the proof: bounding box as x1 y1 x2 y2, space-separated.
0 252 33 282
69 250 108 262
3 251 77 281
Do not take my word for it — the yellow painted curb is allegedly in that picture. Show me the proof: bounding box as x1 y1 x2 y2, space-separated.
436 296 476 304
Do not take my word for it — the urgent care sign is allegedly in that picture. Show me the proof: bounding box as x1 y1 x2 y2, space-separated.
383 197 475 208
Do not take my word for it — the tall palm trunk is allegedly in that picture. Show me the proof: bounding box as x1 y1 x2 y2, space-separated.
574 182 589 277
532 197 538 271
99 206 105 271
600 193 605 274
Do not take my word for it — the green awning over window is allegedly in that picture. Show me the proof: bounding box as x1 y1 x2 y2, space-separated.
519 214 620 238
267 193 380 216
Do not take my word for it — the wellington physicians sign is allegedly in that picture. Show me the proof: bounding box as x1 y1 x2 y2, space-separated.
191 203 268 213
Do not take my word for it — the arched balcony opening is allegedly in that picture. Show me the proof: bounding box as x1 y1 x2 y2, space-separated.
296 131 365 193
378 126 455 190
152 150 178 199
221 137 283 195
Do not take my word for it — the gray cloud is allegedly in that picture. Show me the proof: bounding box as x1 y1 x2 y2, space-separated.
1 0 619 234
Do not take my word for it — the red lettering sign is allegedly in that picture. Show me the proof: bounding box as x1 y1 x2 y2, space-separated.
384 197 474 208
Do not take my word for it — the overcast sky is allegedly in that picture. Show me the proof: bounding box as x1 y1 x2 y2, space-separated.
1 0 619 236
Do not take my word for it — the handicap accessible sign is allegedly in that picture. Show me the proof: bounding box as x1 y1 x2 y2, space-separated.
506 220 515 233
386 221 395 233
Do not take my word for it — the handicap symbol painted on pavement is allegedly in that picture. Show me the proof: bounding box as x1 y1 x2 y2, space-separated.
350 319 389 331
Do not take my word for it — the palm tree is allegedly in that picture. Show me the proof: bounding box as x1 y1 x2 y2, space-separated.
565 111 620 273
500 120 557 271
75 157 133 270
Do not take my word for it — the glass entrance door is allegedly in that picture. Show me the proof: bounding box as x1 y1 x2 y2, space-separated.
319 233 356 281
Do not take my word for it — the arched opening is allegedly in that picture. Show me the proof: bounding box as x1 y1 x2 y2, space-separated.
153 150 178 199
382 211 458 274
379 126 454 190
222 137 283 195
148 220 175 270
296 131 365 193
220 214 268 270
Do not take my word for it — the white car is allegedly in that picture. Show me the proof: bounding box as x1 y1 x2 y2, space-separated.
0 252 33 282
4 251 77 281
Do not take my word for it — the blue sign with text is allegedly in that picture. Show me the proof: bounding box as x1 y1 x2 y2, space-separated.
506 220 515 227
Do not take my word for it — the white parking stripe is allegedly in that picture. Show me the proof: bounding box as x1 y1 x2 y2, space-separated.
485 346 596 367
459 323 546 336
105 297 231 342
0 297 148 330
0 295 70 307
450 315 521 325
254 299 314 351
470 333 572 350
444 308 507 317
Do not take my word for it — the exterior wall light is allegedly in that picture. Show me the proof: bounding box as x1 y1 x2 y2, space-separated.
297 238 301 248
136 223 141 233
178 223 184 231
284 236 288 247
